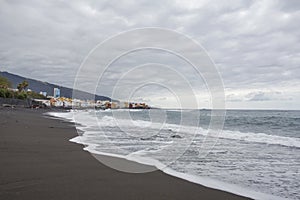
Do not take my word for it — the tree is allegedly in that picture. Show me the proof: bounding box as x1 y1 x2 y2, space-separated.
27 91 46 99
17 80 29 92
0 76 12 89
17 91 27 100
23 81 29 90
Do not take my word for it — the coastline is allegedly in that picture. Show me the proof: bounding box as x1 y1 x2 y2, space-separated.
0 107 250 200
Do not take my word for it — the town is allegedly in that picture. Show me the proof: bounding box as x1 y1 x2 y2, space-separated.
34 88 150 109
0 76 150 109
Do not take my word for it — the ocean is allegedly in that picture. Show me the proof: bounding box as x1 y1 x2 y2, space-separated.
48 109 300 200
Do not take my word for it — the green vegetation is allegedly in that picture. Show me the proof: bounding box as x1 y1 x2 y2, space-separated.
16 91 28 100
27 91 46 99
0 76 46 100
0 88 14 98
17 80 29 92
0 76 12 89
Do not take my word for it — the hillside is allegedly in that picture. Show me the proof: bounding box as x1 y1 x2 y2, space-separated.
0 71 111 101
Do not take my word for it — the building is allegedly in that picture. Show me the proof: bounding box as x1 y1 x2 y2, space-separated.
53 88 60 98
39 91 47 97
111 102 119 109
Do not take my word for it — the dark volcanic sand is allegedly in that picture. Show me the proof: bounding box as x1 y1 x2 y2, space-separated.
0 107 251 200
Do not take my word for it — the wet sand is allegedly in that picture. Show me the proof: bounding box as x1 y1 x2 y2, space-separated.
0 107 251 200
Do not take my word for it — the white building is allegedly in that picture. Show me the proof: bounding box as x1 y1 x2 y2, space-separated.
53 88 60 98
40 91 47 97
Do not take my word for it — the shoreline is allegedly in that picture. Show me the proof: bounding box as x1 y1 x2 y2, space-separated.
68 119 278 200
0 107 251 200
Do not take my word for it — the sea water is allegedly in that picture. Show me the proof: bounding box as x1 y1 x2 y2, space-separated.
48 109 300 200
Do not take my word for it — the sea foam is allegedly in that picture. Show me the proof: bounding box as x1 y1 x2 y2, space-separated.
46 110 298 200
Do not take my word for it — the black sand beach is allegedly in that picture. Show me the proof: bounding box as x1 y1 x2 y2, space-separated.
0 107 251 200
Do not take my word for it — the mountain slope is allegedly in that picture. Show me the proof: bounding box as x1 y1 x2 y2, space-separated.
0 71 111 101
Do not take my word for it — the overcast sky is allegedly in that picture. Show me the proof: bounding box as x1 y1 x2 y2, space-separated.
0 0 299 109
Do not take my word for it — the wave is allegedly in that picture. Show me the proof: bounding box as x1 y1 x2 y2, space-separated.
46 111 292 200
100 115 300 149
47 111 300 149
217 129 300 148
69 131 284 200
96 109 146 113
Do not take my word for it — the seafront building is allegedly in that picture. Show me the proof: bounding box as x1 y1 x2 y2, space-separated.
53 88 60 98
3 84 149 109
32 96 150 109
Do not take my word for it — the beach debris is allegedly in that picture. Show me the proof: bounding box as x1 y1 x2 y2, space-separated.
171 134 182 139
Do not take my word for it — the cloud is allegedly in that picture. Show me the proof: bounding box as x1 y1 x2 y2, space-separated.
246 91 272 101
0 0 299 109
226 90 294 102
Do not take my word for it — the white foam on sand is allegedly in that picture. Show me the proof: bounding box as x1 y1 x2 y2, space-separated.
70 134 285 200
46 111 291 200
162 168 288 200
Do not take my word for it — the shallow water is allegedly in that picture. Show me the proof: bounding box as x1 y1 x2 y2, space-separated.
49 109 300 200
